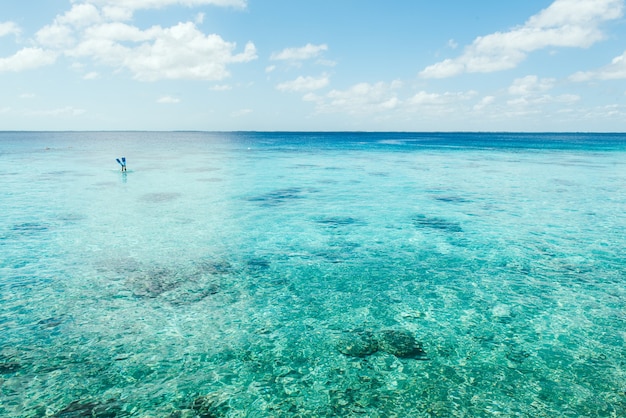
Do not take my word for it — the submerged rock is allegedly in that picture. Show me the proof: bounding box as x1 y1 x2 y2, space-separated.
6 222 50 240
127 267 181 298
336 329 428 359
246 258 271 271
52 399 123 417
314 216 362 228
122 261 225 304
0 361 21 374
246 187 318 207
195 259 233 275
191 392 230 418
99 256 142 275
506 347 531 364
246 187 305 206
163 283 219 305
376 330 427 359
432 195 470 203
413 214 462 232
38 316 65 329
11 222 49 233
336 331 379 357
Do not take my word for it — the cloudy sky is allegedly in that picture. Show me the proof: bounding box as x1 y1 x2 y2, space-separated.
1 0 625 131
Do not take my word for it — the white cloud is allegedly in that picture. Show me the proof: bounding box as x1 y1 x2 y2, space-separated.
73 0 246 24
473 96 495 111
36 23 76 49
5 1 254 78
210 84 232 91
405 91 442 106
77 0 247 13
303 79 491 120
26 106 86 117
35 4 103 49
569 72 591 82
276 75 329 92
406 91 442 106
302 93 318 102
526 0 622 27
556 94 581 104
157 95 181 104
312 81 403 115
83 71 100 79
271 43 328 61
570 103 626 121
507 93 579 107
0 21 20 37
504 75 578 110
508 75 555 95
81 22 151 42
19 93 36 99
306 81 482 120
0 48 57 72
407 90 477 106
420 0 624 78
231 108 252 117
59 3 102 27
316 58 337 67
570 50 626 81
101 6 133 21
71 1 245 22
69 21 257 81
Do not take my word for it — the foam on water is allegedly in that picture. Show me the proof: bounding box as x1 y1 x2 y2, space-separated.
1 132 626 416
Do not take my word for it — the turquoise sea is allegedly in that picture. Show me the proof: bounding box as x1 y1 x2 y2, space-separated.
1 131 626 417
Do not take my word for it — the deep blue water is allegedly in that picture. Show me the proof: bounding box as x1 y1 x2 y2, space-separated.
1 131 625 417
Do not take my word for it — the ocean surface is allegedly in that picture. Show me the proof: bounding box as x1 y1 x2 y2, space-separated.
1 131 625 417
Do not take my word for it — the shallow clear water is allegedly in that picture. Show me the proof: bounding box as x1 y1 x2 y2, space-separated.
1 131 626 417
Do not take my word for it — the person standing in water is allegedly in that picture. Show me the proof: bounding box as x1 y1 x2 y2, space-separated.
116 157 127 172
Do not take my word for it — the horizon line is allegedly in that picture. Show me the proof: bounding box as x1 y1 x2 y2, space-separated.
1 130 625 134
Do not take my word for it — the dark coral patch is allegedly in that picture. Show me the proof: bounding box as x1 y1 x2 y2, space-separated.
413 215 462 232
11 222 49 234
0 362 21 374
191 392 230 418
314 216 362 228
246 187 317 206
246 258 271 270
52 399 123 418
127 267 182 298
336 331 379 357
38 316 65 329
376 330 427 359
432 195 470 203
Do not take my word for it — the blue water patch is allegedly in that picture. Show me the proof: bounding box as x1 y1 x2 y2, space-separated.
0 131 625 416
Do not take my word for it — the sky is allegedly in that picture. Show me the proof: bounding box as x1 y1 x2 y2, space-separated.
1 0 625 131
